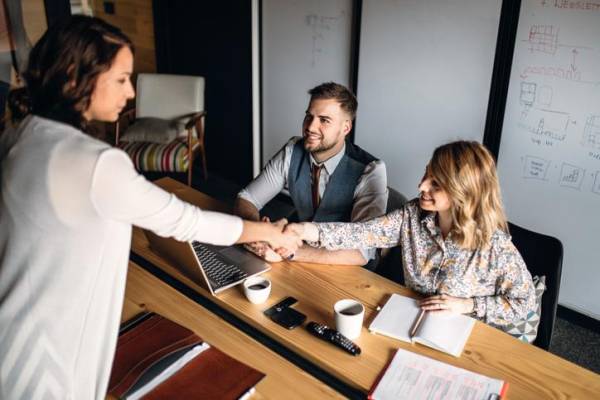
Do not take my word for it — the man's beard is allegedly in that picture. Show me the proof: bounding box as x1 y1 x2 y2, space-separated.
304 135 339 155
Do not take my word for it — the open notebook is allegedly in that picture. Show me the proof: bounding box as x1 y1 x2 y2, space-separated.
369 293 475 357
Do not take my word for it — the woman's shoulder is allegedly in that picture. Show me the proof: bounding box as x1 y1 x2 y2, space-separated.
386 198 420 218
32 116 112 151
402 198 430 220
402 198 421 212
489 228 519 254
29 116 130 174
29 115 80 135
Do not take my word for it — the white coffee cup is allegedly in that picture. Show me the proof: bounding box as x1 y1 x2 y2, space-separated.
243 276 271 304
334 299 365 340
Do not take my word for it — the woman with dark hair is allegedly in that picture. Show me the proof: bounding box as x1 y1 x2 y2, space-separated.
286 141 536 333
0 16 299 400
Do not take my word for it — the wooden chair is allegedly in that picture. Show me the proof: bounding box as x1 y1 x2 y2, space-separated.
115 73 207 186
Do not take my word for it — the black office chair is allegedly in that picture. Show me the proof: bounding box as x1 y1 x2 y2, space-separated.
375 187 409 284
508 222 563 350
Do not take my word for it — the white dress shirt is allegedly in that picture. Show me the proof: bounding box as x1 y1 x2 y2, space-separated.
239 137 388 260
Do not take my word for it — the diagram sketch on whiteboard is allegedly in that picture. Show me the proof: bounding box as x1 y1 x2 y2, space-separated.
528 24 559 54
305 12 345 67
593 172 600 195
519 24 594 83
518 110 569 143
523 155 551 180
582 115 600 150
537 85 553 106
559 163 585 190
520 82 536 106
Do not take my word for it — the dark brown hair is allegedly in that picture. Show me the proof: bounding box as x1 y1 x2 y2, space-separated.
8 15 133 130
308 82 358 119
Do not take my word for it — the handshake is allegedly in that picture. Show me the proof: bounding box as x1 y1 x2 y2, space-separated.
245 217 319 262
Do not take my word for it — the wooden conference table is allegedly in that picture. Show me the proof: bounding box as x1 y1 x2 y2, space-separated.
128 177 600 399
114 261 343 400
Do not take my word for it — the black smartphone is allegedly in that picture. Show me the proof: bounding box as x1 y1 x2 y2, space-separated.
264 296 298 316
269 307 307 330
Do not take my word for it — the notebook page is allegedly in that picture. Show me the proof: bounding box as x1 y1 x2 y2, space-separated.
368 294 421 342
413 312 475 357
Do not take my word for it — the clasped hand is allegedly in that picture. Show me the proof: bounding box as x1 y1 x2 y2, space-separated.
245 220 311 262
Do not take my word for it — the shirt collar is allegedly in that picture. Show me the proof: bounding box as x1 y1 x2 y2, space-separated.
420 208 438 231
309 142 346 175
420 209 452 247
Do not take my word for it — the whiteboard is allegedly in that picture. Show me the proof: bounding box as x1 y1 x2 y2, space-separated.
497 1 600 318
354 0 501 198
261 0 353 164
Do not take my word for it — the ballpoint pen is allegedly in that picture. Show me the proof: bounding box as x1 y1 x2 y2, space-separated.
409 309 426 338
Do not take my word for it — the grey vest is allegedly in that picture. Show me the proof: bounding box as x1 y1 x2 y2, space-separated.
287 139 377 222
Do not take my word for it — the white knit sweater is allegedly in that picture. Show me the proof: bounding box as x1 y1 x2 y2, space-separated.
0 116 242 400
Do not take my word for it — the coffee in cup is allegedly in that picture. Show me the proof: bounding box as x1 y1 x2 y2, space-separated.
334 299 365 340
243 276 271 304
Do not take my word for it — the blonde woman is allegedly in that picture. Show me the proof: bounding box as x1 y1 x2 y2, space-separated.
285 141 536 330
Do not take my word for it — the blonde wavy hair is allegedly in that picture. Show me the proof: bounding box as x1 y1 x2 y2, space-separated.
428 141 508 250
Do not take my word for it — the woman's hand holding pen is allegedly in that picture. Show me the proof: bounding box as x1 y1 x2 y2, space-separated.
418 294 475 315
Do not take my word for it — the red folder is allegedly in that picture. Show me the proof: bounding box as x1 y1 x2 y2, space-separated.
108 313 264 399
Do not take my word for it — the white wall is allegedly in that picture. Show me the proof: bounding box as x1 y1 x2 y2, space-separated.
355 0 501 198
261 0 353 165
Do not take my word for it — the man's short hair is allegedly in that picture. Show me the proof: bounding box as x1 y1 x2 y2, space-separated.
308 82 358 120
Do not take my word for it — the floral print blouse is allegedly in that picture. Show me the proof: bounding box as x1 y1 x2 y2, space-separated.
315 199 536 329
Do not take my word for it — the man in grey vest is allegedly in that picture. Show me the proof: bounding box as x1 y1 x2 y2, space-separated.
233 82 388 266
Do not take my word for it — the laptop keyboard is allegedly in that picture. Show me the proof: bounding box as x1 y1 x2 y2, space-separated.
191 241 248 289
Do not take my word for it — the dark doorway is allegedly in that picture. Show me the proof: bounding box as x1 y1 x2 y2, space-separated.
153 0 254 185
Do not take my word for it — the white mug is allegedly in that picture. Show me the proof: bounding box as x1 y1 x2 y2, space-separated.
243 276 271 304
334 299 365 340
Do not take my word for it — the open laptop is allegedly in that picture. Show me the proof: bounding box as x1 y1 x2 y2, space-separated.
145 231 271 295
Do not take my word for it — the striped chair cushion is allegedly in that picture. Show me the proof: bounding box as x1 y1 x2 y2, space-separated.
119 139 197 172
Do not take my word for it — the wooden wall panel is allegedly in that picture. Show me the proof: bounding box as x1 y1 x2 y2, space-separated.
92 0 156 73
22 0 47 44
